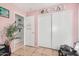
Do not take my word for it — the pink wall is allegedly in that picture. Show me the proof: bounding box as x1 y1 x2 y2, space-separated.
0 3 25 30
73 4 78 47
0 3 26 52
26 3 78 47
78 5 79 42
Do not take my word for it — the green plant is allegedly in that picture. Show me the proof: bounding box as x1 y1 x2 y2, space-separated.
6 23 17 41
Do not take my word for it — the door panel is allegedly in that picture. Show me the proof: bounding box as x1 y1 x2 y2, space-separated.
38 13 51 48
24 16 35 46
52 10 73 50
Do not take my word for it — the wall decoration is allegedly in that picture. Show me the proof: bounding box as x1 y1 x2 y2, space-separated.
40 9 49 14
40 4 64 14
41 9 44 14
53 4 64 12
0 7 9 18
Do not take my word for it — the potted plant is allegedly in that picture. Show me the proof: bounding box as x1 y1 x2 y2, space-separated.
4 22 17 55
6 23 17 41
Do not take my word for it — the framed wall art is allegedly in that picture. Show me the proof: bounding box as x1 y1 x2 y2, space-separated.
0 7 9 18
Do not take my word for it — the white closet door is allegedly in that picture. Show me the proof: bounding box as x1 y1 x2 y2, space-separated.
24 16 35 46
52 10 73 50
38 13 51 48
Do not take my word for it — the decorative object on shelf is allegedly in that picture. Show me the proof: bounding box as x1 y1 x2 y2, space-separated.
17 22 24 32
18 19 22 21
0 7 9 18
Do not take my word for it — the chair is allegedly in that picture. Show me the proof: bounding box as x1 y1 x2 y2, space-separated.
58 41 79 56
0 44 11 56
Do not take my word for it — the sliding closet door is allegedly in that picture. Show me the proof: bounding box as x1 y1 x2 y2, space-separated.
24 16 35 46
52 10 73 50
38 13 51 48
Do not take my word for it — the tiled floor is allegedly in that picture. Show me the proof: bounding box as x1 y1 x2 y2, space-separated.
11 46 58 56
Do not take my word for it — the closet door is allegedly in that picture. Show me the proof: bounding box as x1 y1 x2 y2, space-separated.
38 13 51 48
52 10 73 50
24 16 35 46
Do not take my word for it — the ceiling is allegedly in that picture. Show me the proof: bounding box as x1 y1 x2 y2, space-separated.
13 3 58 12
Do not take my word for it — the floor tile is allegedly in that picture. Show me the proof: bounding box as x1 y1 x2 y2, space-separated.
11 46 58 56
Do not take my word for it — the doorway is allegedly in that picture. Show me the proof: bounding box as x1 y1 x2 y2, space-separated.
24 16 35 46
14 14 24 50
